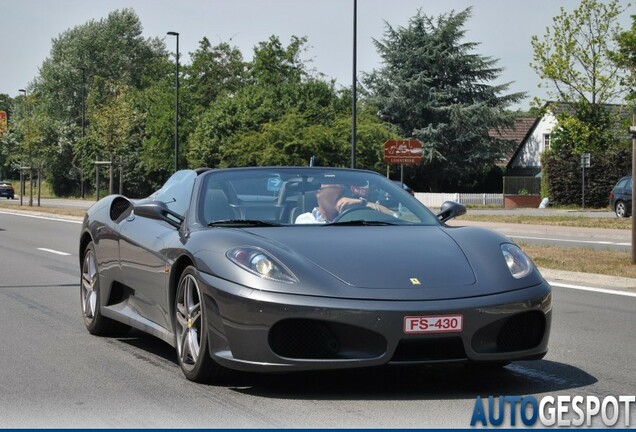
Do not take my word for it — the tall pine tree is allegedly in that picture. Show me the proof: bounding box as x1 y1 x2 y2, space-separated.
364 8 524 191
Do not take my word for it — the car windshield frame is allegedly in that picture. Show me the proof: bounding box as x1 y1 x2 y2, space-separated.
194 167 440 227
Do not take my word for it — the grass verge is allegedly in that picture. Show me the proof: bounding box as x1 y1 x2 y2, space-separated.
518 242 636 279
1 203 634 279
0 203 87 218
462 214 630 230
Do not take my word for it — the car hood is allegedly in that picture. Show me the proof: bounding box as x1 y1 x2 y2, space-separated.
193 225 541 301
260 225 476 289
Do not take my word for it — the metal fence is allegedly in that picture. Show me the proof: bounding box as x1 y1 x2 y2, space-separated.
415 192 504 208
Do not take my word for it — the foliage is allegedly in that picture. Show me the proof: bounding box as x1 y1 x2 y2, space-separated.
531 0 626 106
364 8 524 192
612 15 636 101
185 37 246 116
548 101 628 154
541 144 631 207
22 9 168 196
6 7 544 197
186 35 392 171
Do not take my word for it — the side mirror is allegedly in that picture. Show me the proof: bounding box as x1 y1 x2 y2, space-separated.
134 201 184 228
436 201 466 223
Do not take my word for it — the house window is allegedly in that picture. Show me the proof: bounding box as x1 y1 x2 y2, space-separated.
543 134 551 150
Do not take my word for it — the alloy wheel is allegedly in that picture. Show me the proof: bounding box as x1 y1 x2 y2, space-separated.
81 249 98 322
175 274 203 372
616 201 627 218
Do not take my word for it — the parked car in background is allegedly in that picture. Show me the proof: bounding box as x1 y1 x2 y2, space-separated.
0 182 15 199
610 175 632 218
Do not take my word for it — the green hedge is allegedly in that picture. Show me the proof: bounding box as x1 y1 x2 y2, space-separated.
542 145 632 208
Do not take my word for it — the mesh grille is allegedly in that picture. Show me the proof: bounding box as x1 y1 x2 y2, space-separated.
269 319 340 359
497 311 545 351
110 197 131 221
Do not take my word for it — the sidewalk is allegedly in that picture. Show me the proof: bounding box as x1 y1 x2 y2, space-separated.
539 267 636 293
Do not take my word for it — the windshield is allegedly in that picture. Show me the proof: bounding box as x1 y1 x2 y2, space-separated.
150 169 197 216
198 167 440 227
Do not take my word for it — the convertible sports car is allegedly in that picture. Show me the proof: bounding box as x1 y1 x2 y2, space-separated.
79 167 551 383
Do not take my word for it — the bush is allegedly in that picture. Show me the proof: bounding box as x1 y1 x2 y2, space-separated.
542 145 631 207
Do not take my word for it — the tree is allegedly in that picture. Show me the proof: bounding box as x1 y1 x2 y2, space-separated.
364 8 524 191
531 0 629 155
531 0 627 107
531 0 630 206
185 37 246 114
86 79 138 194
27 8 168 196
186 35 394 171
612 15 636 101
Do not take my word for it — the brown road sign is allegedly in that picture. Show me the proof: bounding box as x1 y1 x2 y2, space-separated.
384 139 423 165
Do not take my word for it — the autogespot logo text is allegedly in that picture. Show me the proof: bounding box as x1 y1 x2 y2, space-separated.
470 395 635 427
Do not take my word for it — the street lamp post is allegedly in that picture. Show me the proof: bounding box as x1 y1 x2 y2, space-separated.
351 0 357 169
18 89 28 206
167 31 180 173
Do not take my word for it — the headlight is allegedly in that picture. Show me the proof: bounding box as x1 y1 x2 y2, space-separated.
501 243 533 279
227 247 298 283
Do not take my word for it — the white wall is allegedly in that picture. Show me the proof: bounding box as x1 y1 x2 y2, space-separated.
510 112 557 169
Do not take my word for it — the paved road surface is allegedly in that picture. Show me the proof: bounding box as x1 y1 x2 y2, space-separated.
0 210 634 427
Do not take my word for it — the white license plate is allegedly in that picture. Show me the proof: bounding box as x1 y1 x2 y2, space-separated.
404 314 464 334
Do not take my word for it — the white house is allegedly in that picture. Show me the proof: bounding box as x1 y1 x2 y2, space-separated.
505 111 557 177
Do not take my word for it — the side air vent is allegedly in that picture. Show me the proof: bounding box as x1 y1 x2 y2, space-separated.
110 197 132 221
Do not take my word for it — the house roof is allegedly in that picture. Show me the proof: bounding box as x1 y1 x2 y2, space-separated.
489 117 540 165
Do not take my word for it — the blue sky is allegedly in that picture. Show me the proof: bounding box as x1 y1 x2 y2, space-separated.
1 0 633 109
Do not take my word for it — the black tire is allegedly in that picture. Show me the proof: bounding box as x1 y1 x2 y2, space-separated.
615 201 628 218
174 266 227 383
80 242 130 336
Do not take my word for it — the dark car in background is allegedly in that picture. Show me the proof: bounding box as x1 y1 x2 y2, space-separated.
0 182 15 199
610 175 632 218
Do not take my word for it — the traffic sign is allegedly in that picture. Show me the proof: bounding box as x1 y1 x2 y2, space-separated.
384 139 423 165
0 111 6 134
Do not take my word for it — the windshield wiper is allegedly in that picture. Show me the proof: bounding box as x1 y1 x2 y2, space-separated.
325 220 398 226
208 219 281 227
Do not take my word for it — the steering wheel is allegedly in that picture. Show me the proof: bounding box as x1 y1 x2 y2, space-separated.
332 206 384 223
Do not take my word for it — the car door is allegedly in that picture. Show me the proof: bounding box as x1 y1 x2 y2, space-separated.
118 170 197 331
119 215 174 330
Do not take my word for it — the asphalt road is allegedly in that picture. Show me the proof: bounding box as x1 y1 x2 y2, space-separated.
3 196 632 251
0 210 634 428
447 219 631 252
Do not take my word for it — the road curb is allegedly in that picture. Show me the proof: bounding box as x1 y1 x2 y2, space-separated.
540 267 636 291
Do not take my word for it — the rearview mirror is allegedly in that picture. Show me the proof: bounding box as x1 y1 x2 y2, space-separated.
436 201 466 223
134 201 184 228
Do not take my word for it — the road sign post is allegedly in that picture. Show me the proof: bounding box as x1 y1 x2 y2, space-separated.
580 153 590 209
383 139 423 165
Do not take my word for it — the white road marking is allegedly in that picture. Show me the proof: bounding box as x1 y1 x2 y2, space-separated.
0 210 82 224
511 235 630 247
37 248 71 256
549 281 636 298
4 209 635 297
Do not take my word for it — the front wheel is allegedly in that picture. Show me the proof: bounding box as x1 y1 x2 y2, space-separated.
81 242 129 335
175 267 226 383
615 201 628 218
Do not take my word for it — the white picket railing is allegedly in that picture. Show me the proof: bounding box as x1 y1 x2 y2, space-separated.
415 192 503 208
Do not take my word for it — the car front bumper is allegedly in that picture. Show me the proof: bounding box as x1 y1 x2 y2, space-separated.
197 271 551 372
